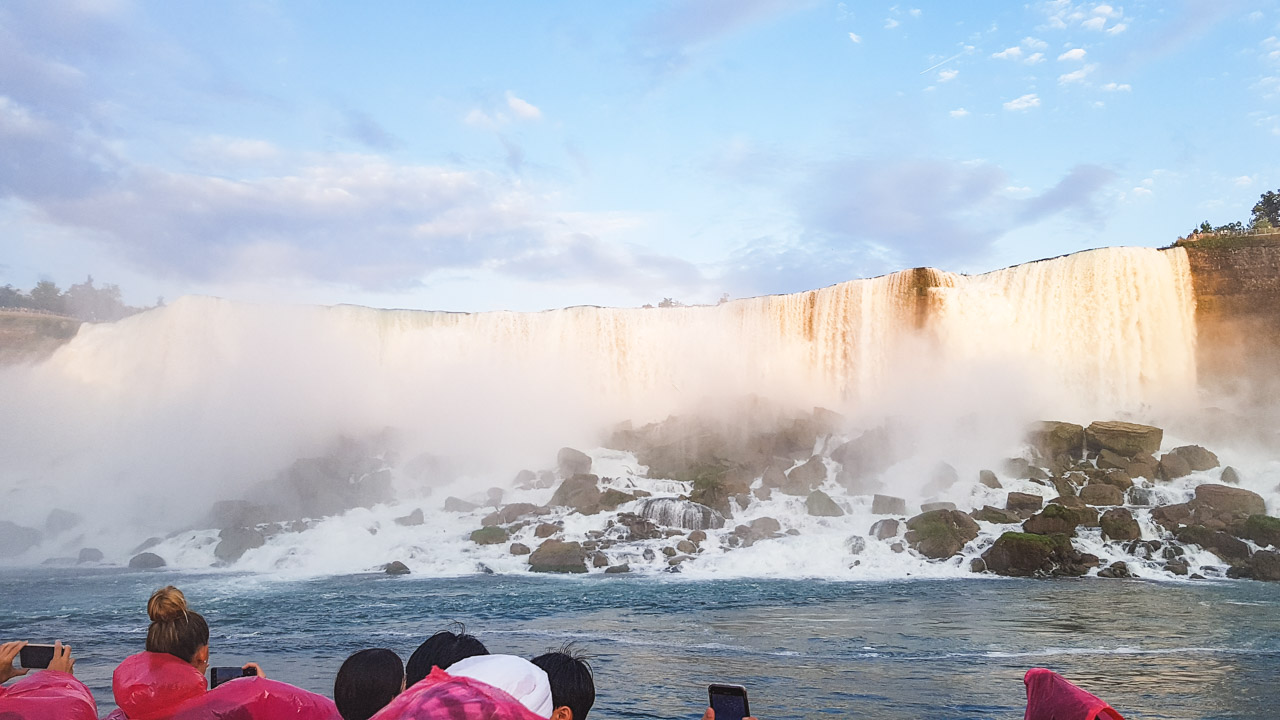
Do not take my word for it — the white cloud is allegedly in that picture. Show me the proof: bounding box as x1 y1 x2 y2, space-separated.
1132 186 1153 197
1023 37 1048 51
1004 93 1040 111
1105 22 1127 35
1235 175 1255 187
992 46 1023 60
950 108 969 117
505 92 542 120
1059 64 1097 83
1058 48 1087 61
464 108 500 128
1093 4 1118 17
1082 16 1106 31
1101 82 1131 91
1026 52 1045 64
910 8 922 17
885 17 900 29
848 32 862 43
938 69 959 82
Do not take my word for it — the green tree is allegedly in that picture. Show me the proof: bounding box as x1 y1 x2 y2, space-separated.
66 275 129 322
0 284 28 309
1252 190 1280 229
28 280 66 314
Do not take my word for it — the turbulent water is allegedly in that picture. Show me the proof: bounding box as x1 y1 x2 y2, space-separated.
2 570 1278 719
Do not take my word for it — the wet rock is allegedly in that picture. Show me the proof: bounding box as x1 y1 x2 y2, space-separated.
1079 483 1124 507
805 490 845 517
978 470 1002 489
1023 504 1085 537
513 469 538 490
688 530 707 544
1234 515 1280 548
1096 449 1130 471
1165 559 1189 576
591 552 610 568
845 536 867 555
831 424 913 482
1027 421 1085 462
687 466 753 516
1193 484 1266 525
1098 470 1134 491
1156 453 1192 481
45 509 82 535
534 523 560 538
1169 445 1220 472
510 543 531 556
980 532 1089 578
550 474 604 514
613 512 663 541
642 548 656 561
1003 458 1049 481
557 447 592 477
77 548 104 564
214 526 266 563
128 552 166 569
1126 453 1159 481
599 489 636 511
0 521 42 558
638 498 726 531
924 463 960 495
1100 508 1140 541
444 497 480 513
1176 525 1251 564
1248 550 1280 581
784 456 829 495
383 561 410 576
971 506 1020 524
732 517 783 547
1127 486 1156 506
676 539 697 554
904 510 980 560
604 564 630 574
1085 421 1163 457
1220 466 1241 485
269 438 396 519
208 500 279 530
661 546 677 558
871 494 907 515
890 542 905 553
528 539 588 573
1005 492 1044 516
1097 561 1133 579
486 487 505 506
394 509 425 527
869 519 900 540
470 526 509 545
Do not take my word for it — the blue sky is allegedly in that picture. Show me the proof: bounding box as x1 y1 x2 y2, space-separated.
1 0 1277 311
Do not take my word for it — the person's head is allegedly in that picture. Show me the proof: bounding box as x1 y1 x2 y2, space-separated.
531 646 595 720
447 654 552 718
334 648 405 720
145 586 210 669
405 626 488 687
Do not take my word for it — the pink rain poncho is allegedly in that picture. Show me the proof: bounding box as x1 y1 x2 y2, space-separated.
370 667 549 720
0 670 99 720
1024 668 1124 720
109 651 339 720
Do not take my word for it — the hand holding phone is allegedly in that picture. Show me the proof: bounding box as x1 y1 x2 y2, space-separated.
0 641 31 684
210 664 260 688
14 641 75 676
708 683 751 720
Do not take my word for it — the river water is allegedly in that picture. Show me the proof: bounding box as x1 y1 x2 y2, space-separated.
1 569 1276 719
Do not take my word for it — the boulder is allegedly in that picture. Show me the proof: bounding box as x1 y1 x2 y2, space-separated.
805 490 845 517
731 517 783 547
1176 525 1252 563
534 523 560 538
1098 470 1134 491
921 501 957 513
1165 559 1190 576
1126 454 1159 481
783 456 829 495
687 465 753 516
557 447 592 477
550 474 603 514
1194 484 1266 520
971 506 1020 524
689 530 707 544
444 497 480 513
1097 561 1133 579
528 540 589 573
0 521 42 558
831 424 912 480
1079 483 1123 507
44 509 82 535
604 564 631 574
676 539 697 554
1248 550 1280 581
1085 421 1163 457
214 527 266 563
383 561 410 575
1234 515 1280 548
871 495 907 515
639 498 726 531
470 526 509 546
128 552 166 569
1169 445 1220 472
1027 421 1085 462
613 512 663 541
869 519 900 540
1023 504 1082 537
208 500 279 530
269 438 396 519
1002 458 1049 481
980 532 1091 578
978 470 1002 489
394 509 425 527
1096 449 1130 471
1156 453 1192 481
510 543 531 556
1220 466 1241 485
845 536 867 555
924 463 960 495
513 469 538 489
1100 508 1140 541
591 552 610 568
1005 492 1044 516
904 510 980 560
599 489 637 511
77 548 104 564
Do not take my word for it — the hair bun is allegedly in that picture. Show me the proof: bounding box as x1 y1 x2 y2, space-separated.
147 586 189 622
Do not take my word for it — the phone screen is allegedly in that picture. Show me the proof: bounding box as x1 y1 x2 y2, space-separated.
19 644 55 669
210 667 250 688
709 684 750 720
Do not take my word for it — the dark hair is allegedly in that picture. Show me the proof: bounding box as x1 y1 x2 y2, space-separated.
405 626 488 687
334 648 405 720
145 586 210 664
531 645 595 720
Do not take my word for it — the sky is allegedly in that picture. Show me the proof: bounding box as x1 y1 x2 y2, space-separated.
1 0 1278 312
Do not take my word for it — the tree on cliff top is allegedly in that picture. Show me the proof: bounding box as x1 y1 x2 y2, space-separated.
1252 190 1279 229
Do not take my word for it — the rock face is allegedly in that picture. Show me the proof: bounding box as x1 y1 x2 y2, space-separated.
1220 466 1241 484
1100 508 1140 541
444 497 480 513
214 527 265 563
1027 421 1085 462
528 539 588 573
550 474 603 514
77 548 104 563
128 552 166 569
978 470 1002 489
1023 504 1085 537
1176 525 1251 563
869 519 900 540
470 527 509 545
1194 484 1266 520
1247 550 1280 581
784 456 828 494
1236 515 1280 548
980 532 1092 578
904 510 979 559
383 561 410 575
1005 492 1044 516
1156 453 1192 481
0 521 41 558
1085 421 1163 457
871 495 907 515
557 447 592 477
1079 483 1123 507
638 498 726 530
394 509 425 527
805 490 844 517
1168 445 1220 472
971 506 1020 524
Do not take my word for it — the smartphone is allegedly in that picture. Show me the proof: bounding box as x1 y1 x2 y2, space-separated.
709 683 750 720
210 666 257 688
19 644 56 669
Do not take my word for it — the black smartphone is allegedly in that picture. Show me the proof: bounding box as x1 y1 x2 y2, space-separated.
210 666 257 688
709 683 750 720
18 644 56 669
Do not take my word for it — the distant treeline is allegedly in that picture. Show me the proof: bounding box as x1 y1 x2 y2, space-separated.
0 277 160 323
1188 189 1280 237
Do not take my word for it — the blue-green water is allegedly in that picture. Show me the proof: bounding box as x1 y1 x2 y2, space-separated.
1 570 1277 719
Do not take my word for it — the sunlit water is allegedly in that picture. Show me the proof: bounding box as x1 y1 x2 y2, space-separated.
2 570 1277 719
